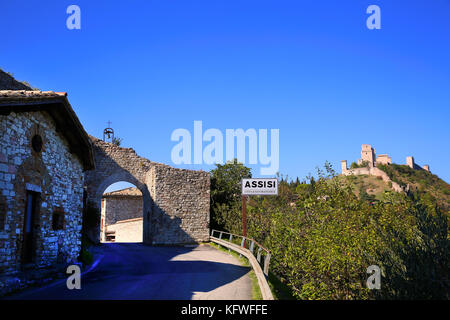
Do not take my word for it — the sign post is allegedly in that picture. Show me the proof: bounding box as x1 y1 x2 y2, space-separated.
241 178 278 246
242 195 247 237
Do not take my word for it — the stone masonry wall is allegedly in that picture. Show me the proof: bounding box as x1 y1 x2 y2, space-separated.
151 165 210 244
106 218 143 243
0 111 84 275
85 137 210 245
342 166 405 193
0 70 33 91
102 197 143 226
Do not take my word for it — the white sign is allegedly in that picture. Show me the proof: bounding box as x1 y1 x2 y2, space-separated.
242 178 278 196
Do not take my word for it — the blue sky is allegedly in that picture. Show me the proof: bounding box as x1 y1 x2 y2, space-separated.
1 0 449 191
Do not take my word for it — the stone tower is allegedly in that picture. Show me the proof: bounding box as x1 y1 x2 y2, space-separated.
359 144 376 167
406 156 415 169
341 160 348 173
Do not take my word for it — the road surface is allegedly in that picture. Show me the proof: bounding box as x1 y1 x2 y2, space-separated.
5 243 253 300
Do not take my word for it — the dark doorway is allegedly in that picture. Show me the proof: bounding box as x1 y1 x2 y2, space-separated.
22 191 40 264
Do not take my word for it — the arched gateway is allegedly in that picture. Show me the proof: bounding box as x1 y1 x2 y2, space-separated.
84 136 210 245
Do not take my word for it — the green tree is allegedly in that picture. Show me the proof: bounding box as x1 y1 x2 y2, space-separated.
245 164 449 300
210 159 251 232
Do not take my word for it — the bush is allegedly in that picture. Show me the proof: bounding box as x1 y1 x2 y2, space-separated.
244 163 449 299
350 161 370 169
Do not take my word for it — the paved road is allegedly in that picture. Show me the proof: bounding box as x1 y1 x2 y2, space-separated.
6 243 253 300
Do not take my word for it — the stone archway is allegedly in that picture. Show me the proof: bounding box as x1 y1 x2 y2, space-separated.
92 173 151 244
84 136 210 245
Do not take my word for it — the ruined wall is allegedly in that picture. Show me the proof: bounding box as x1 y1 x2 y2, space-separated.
341 166 405 193
85 137 210 245
0 111 84 275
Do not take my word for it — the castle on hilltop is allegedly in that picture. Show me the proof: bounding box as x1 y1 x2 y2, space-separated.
340 144 430 193
341 144 430 173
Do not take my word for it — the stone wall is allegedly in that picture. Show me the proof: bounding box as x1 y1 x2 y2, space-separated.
151 165 210 244
376 154 391 165
106 218 143 243
102 196 143 226
341 166 405 193
85 137 210 245
0 111 84 275
406 156 415 169
0 70 33 90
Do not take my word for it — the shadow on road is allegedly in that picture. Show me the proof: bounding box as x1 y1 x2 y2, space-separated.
4 243 252 300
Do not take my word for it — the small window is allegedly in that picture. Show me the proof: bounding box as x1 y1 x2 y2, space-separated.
52 211 65 230
32 135 43 153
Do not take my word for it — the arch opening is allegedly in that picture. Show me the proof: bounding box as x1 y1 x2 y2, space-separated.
100 181 144 243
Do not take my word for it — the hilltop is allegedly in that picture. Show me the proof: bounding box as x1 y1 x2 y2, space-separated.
340 163 450 212
378 164 450 210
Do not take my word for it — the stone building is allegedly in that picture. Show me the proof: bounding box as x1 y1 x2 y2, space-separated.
0 90 94 276
376 154 392 165
358 144 376 167
406 156 430 172
357 144 391 167
100 187 143 242
0 70 211 295
341 144 431 193
85 137 210 245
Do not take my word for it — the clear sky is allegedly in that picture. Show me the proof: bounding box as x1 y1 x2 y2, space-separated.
1 0 449 190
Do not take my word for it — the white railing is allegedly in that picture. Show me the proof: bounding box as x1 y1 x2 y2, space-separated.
210 229 273 300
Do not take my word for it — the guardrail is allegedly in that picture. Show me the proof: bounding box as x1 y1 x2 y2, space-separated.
210 229 274 300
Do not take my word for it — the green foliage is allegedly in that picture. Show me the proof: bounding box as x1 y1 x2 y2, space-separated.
359 187 376 203
377 163 450 212
268 272 297 300
350 161 370 169
240 163 448 300
112 137 123 146
210 159 251 231
209 160 449 299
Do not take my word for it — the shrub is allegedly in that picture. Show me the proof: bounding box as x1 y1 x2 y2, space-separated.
244 164 449 299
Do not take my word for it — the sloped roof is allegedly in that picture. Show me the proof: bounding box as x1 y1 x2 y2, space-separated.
0 90 94 170
103 187 142 198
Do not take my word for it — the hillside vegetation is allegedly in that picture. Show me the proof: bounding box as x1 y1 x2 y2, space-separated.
377 164 450 211
340 164 450 212
210 161 449 300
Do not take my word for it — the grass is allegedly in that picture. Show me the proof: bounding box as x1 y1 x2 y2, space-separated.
208 242 263 300
267 272 297 300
